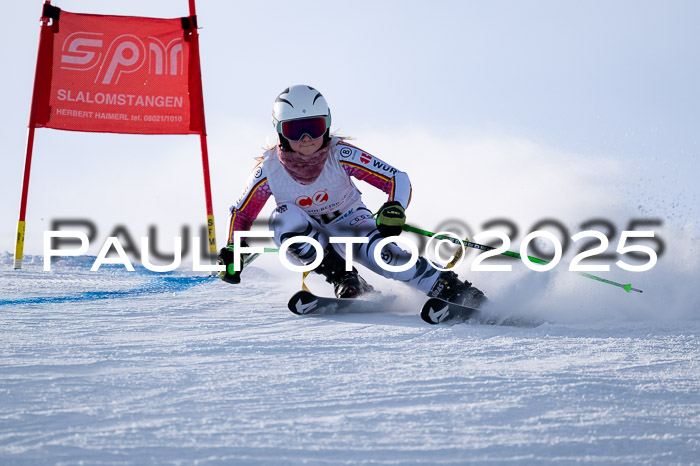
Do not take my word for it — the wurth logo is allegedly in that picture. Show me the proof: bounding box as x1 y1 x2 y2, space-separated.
60 32 184 85
360 153 372 164
372 159 398 175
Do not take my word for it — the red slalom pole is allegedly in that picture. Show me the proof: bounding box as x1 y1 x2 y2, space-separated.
15 3 54 270
187 0 218 261
15 128 36 270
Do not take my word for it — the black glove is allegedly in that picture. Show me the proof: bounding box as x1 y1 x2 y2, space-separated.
217 240 249 284
375 201 406 237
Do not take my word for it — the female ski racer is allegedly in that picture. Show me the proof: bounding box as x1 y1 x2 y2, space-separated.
218 85 485 307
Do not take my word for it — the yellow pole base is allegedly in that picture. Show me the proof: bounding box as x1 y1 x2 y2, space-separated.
14 220 26 270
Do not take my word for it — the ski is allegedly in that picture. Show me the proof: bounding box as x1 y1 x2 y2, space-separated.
287 290 390 316
289 291 543 327
420 297 543 327
421 297 480 324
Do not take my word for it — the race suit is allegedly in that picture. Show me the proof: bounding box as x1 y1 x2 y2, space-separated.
228 137 440 293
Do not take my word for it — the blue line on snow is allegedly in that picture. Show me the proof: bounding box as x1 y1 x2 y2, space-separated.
0 275 212 307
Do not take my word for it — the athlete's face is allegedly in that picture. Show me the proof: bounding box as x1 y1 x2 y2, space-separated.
289 134 324 156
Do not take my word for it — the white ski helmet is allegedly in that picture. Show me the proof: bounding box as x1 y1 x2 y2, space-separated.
272 85 331 138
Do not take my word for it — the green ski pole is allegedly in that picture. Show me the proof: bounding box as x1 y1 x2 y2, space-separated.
402 224 642 293
241 247 279 268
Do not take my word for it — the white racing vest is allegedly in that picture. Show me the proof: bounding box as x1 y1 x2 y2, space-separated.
265 145 362 216
228 136 411 237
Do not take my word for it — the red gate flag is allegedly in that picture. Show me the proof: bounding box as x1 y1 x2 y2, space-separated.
15 1 216 270
33 5 204 134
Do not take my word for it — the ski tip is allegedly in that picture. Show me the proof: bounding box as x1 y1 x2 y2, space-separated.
420 309 439 325
420 298 455 325
287 290 317 315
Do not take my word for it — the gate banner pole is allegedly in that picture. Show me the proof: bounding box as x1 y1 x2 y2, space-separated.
15 3 55 270
188 0 218 262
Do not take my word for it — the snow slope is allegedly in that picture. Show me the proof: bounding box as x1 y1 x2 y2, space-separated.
1 254 698 465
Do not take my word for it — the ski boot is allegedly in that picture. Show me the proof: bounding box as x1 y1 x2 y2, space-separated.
428 270 487 309
315 245 374 299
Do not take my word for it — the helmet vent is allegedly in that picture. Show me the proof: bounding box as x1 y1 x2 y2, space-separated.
275 96 294 108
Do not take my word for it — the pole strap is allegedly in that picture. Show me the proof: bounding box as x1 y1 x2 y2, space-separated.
180 15 197 31
42 4 61 20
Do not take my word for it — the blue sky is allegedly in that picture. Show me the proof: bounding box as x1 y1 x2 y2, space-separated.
1 0 698 259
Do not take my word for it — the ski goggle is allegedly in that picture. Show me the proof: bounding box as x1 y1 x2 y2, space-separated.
276 115 331 141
